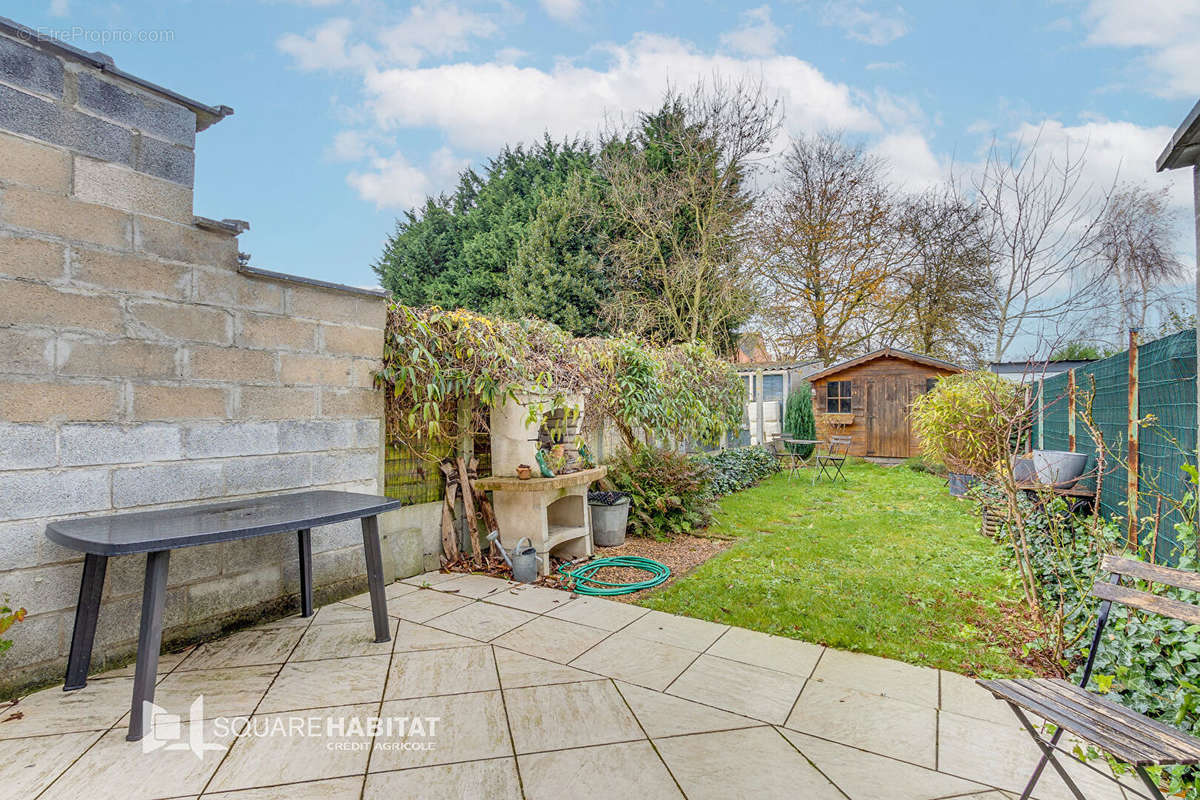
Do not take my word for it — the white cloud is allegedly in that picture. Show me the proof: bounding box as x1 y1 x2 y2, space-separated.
277 2 498 72
363 33 878 153
377 1 498 67
49 0 69 16
720 6 784 57
1010 118 1189 209
865 61 903 71
495 47 529 64
277 18 375 71
328 130 378 161
871 131 944 190
540 0 583 23
285 17 934 208
1082 0 1200 98
348 147 468 209
820 2 908 46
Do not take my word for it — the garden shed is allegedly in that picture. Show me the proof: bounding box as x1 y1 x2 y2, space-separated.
808 348 962 459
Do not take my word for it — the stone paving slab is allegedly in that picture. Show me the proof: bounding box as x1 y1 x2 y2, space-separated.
2 575 1145 799
424 600 536 641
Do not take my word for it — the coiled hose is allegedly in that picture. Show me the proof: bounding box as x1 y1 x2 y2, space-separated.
558 556 671 596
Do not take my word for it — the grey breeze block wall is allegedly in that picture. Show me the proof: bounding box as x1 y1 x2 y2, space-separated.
0 25 433 696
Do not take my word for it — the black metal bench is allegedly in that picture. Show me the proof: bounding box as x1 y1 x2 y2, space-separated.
978 555 1200 799
46 490 402 742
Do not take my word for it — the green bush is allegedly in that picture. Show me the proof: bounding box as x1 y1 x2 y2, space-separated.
910 371 1021 476
783 385 816 458
607 446 715 540
698 445 779 496
901 455 948 477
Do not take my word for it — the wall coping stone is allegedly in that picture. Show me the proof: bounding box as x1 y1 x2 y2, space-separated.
238 264 389 299
0 16 232 130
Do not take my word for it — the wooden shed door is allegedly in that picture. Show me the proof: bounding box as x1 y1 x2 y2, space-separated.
867 376 912 458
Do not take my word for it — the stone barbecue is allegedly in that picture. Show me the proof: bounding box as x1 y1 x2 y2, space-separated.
478 394 604 575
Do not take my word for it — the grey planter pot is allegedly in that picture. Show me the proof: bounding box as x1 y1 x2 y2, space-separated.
590 499 630 547
948 472 980 497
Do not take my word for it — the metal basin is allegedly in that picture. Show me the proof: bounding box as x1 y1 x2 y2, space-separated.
1031 450 1089 488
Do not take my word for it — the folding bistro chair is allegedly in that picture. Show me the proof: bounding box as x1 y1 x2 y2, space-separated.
812 435 851 483
978 555 1200 800
766 437 794 477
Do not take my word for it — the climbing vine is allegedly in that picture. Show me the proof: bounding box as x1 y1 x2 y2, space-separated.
374 304 744 462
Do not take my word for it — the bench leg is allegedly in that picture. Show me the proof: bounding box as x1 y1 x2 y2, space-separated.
1134 765 1168 800
1009 705 1087 800
297 529 314 617
64 553 108 691
360 515 390 644
1016 719 1066 800
127 549 170 742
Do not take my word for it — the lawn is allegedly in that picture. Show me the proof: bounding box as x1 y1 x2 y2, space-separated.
638 461 1033 677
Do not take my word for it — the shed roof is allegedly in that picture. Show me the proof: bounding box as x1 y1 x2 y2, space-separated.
1157 98 1200 171
805 348 962 383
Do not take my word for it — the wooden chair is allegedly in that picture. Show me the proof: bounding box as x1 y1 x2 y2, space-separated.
978 555 1200 800
812 436 851 483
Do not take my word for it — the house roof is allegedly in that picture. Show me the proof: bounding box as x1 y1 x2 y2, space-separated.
733 360 820 371
805 348 963 382
1157 97 1200 171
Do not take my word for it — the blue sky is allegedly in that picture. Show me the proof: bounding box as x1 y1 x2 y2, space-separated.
10 0 1199 290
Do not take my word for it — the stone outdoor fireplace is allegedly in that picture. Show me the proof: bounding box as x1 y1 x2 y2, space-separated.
477 393 605 575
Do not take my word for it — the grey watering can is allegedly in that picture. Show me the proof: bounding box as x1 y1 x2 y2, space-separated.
486 531 541 583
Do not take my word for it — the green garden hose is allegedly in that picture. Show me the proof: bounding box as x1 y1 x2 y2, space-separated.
559 556 671 596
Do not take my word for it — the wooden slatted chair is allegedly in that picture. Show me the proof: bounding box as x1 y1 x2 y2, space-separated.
978 555 1200 800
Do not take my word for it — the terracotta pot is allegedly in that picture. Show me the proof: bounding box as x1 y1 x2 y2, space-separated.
516 464 533 480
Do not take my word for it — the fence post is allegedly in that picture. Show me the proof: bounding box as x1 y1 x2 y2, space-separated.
1128 328 1140 548
1068 368 1076 452
1037 377 1044 451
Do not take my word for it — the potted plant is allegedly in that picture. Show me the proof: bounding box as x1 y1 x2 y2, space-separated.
588 490 631 547
911 371 1022 497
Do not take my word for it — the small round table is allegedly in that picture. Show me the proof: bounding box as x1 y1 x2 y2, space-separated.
779 438 820 478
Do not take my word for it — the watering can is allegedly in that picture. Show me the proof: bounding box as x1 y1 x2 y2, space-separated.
486 531 541 584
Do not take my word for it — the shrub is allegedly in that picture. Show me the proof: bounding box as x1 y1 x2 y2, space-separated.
901 455 948 477
698 445 779 496
911 371 1022 476
783 385 816 458
607 446 715 539
375 305 744 462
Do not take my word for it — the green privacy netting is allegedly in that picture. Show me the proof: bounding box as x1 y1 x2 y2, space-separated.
1033 329 1197 564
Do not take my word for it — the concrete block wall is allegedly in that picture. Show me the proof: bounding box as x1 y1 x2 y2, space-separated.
0 26 395 695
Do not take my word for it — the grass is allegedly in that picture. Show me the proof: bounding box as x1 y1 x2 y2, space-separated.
638 460 1033 677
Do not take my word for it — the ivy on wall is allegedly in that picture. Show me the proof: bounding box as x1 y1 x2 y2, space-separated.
374 304 744 463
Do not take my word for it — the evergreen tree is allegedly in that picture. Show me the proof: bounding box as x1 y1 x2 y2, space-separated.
373 136 610 334
783 384 816 458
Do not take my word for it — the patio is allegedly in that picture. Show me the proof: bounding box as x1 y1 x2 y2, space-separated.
1 574 1139 800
